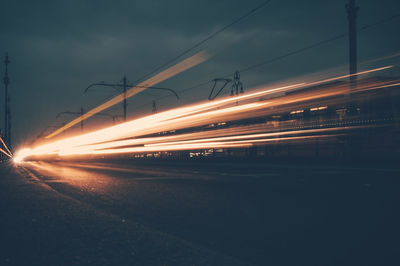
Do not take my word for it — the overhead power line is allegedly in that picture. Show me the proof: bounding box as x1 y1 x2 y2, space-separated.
133 0 273 84
170 11 400 97
238 12 400 75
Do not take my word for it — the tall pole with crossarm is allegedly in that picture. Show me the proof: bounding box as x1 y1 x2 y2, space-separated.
346 0 359 88
84 77 180 121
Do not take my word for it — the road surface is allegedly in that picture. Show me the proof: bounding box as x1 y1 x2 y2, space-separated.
1 159 400 265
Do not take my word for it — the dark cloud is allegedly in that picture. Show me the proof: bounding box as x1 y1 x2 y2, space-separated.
0 0 400 146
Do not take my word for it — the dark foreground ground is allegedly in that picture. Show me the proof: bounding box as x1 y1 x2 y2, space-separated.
1 159 400 265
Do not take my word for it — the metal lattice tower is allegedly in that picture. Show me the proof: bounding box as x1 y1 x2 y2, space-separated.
3 53 10 145
231 71 244 96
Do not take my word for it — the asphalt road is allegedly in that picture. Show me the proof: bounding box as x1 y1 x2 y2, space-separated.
1 159 400 265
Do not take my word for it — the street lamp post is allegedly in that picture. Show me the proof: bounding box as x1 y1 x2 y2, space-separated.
84 76 179 121
56 108 122 132
57 109 85 132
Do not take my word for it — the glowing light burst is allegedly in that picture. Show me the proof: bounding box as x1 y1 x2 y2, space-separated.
15 65 396 163
13 148 31 163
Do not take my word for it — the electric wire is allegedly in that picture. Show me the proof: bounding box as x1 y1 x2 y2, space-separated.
147 11 400 105
132 0 273 84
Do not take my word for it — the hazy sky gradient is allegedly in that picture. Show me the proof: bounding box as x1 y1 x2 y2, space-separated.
1 0 400 146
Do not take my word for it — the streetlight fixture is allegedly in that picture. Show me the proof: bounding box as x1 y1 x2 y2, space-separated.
84 76 179 121
56 107 121 132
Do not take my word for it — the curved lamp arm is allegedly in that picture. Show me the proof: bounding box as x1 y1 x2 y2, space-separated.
127 84 180 100
84 82 179 100
84 82 123 94
56 111 80 119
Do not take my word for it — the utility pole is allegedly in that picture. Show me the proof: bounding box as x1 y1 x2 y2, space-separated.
84 77 179 121
123 76 127 121
152 100 157 113
80 107 84 131
57 108 85 132
346 0 359 88
3 53 10 145
56 109 120 134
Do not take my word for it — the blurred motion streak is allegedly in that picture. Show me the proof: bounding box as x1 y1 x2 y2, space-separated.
0 135 12 158
73 134 342 156
0 147 12 158
14 65 400 163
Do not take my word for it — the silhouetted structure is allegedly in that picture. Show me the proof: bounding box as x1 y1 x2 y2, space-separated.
231 71 244 96
208 71 244 100
84 76 179 121
56 108 85 132
346 0 359 87
152 100 157 113
56 107 122 134
3 53 11 146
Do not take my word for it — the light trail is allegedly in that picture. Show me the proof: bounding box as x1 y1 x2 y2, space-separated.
304 65 393 88
14 65 397 163
14 148 32 163
44 64 391 141
0 147 12 158
358 82 400 92
63 134 342 157
143 126 366 147
45 51 210 139
0 135 12 158
53 125 361 156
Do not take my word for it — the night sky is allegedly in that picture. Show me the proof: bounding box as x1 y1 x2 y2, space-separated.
1 0 400 147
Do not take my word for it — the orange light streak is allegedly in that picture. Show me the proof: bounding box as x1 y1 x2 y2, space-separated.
0 147 12 158
54 126 345 155
305 65 393 88
144 126 364 148
358 82 400 92
65 134 341 156
14 65 396 163
43 65 392 148
0 135 12 157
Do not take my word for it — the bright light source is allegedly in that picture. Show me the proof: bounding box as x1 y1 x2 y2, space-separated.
13 148 32 164
310 106 328 111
